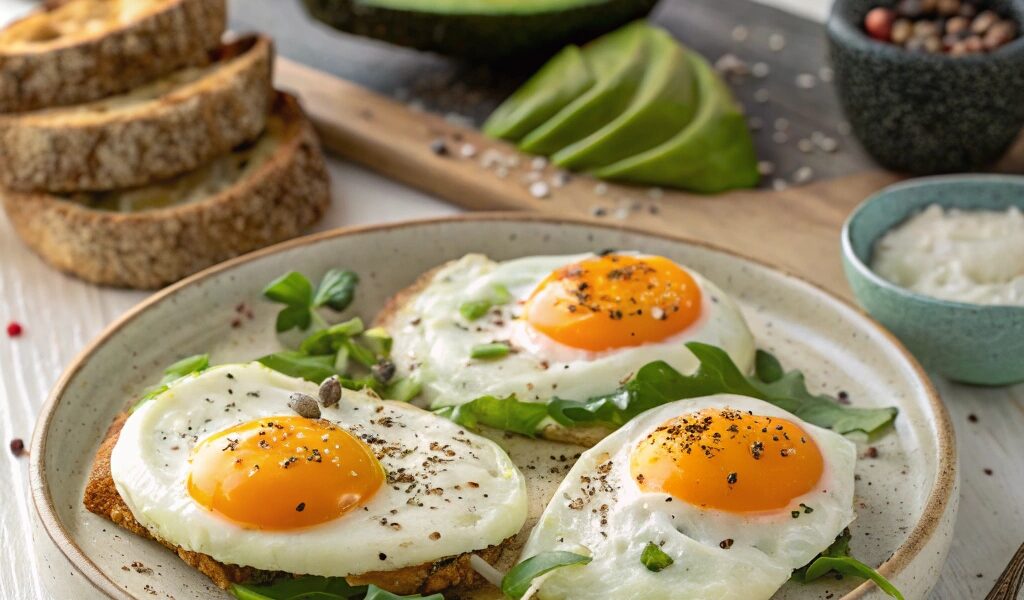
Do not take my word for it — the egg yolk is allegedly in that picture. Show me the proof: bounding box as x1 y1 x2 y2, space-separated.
187 416 383 530
630 409 824 513
524 254 702 352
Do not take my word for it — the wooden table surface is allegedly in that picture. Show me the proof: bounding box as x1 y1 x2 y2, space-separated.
1 1 1022 599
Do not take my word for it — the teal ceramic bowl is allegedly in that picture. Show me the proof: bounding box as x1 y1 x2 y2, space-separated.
842 175 1024 386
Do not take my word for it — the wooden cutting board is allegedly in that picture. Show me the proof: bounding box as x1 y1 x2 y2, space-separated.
256 0 1024 301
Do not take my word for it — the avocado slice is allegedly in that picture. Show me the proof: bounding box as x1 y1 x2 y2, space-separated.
302 0 660 61
551 27 699 170
593 51 759 193
518 21 652 156
482 45 595 142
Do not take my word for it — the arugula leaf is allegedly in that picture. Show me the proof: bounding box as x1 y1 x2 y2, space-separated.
640 542 674 572
501 551 591 599
314 269 359 312
231 578 440 600
134 353 210 410
438 343 897 437
257 351 337 383
436 395 549 437
792 529 903 599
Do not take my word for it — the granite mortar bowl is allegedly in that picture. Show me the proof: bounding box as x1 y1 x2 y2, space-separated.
842 174 1024 385
828 0 1024 174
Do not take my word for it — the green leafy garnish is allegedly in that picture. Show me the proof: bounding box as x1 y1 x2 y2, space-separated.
263 270 359 333
439 343 897 437
459 284 512 321
794 530 904 600
501 551 591 599
640 542 674 572
231 578 441 600
384 376 422 402
436 395 549 437
257 351 337 383
313 269 360 312
299 318 366 355
133 353 210 410
470 342 511 360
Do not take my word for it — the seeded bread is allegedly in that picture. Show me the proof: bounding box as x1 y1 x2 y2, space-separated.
0 0 226 114
2 93 330 290
0 35 273 193
373 265 613 448
84 412 509 595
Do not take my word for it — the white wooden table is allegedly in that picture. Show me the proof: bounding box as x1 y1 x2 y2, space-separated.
0 1 1021 598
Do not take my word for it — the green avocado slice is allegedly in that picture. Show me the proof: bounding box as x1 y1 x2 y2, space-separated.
482 45 596 142
551 27 699 170
593 51 759 193
518 21 651 156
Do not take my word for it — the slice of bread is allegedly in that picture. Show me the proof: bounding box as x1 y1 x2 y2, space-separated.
373 263 613 448
2 93 330 290
0 35 274 193
0 0 226 114
84 411 509 595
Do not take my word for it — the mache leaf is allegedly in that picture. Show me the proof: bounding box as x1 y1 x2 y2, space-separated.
501 551 592 599
133 353 210 410
257 351 337 383
436 395 549 438
803 558 904 600
314 269 359 312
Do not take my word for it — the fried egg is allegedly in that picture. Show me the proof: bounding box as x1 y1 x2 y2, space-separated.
110 362 528 577
520 394 856 600
389 253 755 409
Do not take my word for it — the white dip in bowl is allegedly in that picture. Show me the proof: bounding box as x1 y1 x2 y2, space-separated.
870 204 1024 306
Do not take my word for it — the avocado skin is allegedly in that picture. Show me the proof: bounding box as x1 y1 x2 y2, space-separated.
301 0 660 61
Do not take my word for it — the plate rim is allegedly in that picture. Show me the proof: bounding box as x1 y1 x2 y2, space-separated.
29 212 957 600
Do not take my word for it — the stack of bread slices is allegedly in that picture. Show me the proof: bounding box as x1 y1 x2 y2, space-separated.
0 0 331 289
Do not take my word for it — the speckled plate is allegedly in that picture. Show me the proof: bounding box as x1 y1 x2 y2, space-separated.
30 215 957 600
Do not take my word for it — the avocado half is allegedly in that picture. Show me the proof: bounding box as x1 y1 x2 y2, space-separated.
301 0 661 60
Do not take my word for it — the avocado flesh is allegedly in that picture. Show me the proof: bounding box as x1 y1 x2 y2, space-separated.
482 45 595 142
518 21 651 156
593 51 759 193
302 0 659 61
551 27 698 170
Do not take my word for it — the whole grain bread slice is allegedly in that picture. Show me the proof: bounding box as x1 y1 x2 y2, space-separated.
2 93 330 290
0 35 274 193
84 411 509 596
0 0 226 114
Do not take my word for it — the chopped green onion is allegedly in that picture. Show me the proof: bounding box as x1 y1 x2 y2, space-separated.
459 299 493 321
640 542 674 572
471 342 511 360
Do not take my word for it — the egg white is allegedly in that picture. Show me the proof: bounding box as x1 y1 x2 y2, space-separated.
520 394 857 600
389 253 756 409
110 363 528 577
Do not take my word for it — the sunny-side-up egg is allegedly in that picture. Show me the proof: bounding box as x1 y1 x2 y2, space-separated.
520 394 857 600
109 362 528 578
389 253 756 409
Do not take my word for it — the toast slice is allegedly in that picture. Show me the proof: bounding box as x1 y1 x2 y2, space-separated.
84 411 509 595
2 93 330 290
373 262 613 448
0 35 274 192
0 0 226 114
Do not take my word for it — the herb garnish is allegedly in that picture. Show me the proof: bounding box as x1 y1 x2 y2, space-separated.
793 529 904 600
257 270 420 402
458 284 512 321
471 342 512 360
263 269 359 332
500 551 592 599
231 578 441 600
640 542 674 572
132 354 210 411
438 343 898 437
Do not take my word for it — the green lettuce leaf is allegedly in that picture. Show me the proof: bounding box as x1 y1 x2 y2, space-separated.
440 343 897 437
501 551 591 599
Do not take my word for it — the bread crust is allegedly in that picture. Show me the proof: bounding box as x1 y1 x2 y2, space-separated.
373 262 612 448
84 411 509 594
1 93 330 290
0 35 273 192
0 0 226 113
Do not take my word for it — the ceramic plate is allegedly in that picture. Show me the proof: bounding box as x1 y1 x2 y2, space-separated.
30 215 957 600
